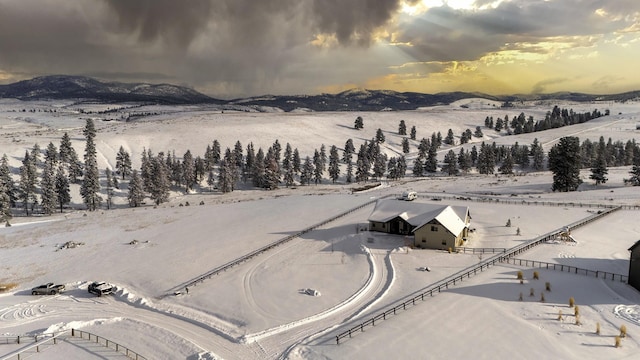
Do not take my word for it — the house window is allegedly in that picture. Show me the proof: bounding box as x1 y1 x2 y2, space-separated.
422 238 426 243
442 239 447 245
431 226 438 232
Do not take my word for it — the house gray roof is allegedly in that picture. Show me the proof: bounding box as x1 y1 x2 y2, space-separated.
368 199 469 235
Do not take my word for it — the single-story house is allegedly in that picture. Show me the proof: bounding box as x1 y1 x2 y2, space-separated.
368 199 471 250
628 240 640 292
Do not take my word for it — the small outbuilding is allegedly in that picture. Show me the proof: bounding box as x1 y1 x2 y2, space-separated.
628 240 640 292
367 199 471 250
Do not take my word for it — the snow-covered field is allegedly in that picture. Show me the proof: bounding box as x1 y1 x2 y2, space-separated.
1 98 640 359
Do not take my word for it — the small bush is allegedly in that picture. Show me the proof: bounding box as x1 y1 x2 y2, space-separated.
557 310 563 321
615 336 621 348
0 282 18 293
448 247 452 253
569 297 575 307
545 282 551 292
506 219 512 227
533 271 539 280
517 271 524 280
574 305 580 316
530 288 535 297
596 322 601 335
519 292 523 301
575 314 581 325
519 279 523 285
540 292 545 302
620 324 627 338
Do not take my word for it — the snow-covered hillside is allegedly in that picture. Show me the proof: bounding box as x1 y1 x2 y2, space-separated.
1 99 640 359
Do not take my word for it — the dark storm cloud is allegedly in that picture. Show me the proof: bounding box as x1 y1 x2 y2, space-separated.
101 0 214 46
0 0 638 96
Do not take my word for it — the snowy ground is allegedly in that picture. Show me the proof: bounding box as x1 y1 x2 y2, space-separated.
1 99 640 359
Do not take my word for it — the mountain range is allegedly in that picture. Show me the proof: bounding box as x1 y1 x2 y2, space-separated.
1 75 639 111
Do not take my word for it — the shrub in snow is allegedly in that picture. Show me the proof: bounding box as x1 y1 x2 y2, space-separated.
575 314 581 325
574 305 580 316
506 219 511 227
545 282 551 292
517 271 524 280
557 310 563 321
519 292 523 301
530 288 535 297
596 322 601 335
620 325 627 338
533 271 539 280
569 297 575 307
615 336 621 348
540 292 545 302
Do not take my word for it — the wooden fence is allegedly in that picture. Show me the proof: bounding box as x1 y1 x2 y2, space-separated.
421 193 639 210
335 206 621 344
69 329 146 360
505 258 628 282
0 331 67 360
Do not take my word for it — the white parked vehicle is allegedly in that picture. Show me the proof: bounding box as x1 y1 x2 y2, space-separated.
400 191 417 201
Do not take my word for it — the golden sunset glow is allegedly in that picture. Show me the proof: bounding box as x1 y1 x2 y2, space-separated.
0 0 638 97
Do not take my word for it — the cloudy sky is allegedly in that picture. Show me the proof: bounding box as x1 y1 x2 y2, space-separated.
0 0 638 99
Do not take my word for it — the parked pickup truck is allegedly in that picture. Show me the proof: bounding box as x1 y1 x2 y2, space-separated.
31 283 65 295
88 281 115 297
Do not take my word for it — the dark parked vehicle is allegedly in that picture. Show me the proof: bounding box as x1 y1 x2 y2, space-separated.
88 281 115 297
31 283 65 295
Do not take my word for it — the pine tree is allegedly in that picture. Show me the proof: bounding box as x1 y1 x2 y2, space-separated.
244 143 256 183
397 156 407 178
474 126 483 138
343 139 355 163
40 158 57 215
398 120 407 135
589 152 608 185
0 154 15 211
410 126 417 140
292 148 301 174
354 116 364 130
217 160 234 193
19 151 38 216
127 169 145 206
54 164 70 213
499 151 514 175
115 146 132 180
105 168 114 210
59 132 82 183
300 156 314 185
387 157 398 180
375 128 385 143
263 148 280 189
80 119 101 211
0 156 11 223
355 157 369 183
282 143 295 187
148 153 171 204
458 148 471 173
182 150 196 192
549 136 582 192
413 156 425 177
211 140 221 165
425 144 438 172
444 129 455 145
442 150 458 175
345 161 354 183
627 164 640 186
372 153 387 180
477 142 496 175
313 149 323 184
402 138 410 154
328 145 340 183
252 148 266 188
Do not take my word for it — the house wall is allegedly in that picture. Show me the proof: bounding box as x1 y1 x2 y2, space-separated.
629 248 640 291
414 223 459 250
369 221 388 233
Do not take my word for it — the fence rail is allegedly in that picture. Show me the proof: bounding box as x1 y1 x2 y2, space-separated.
505 258 628 282
421 193 639 210
170 195 392 294
70 329 146 360
456 247 507 254
335 206 621 344
0 331 67 360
